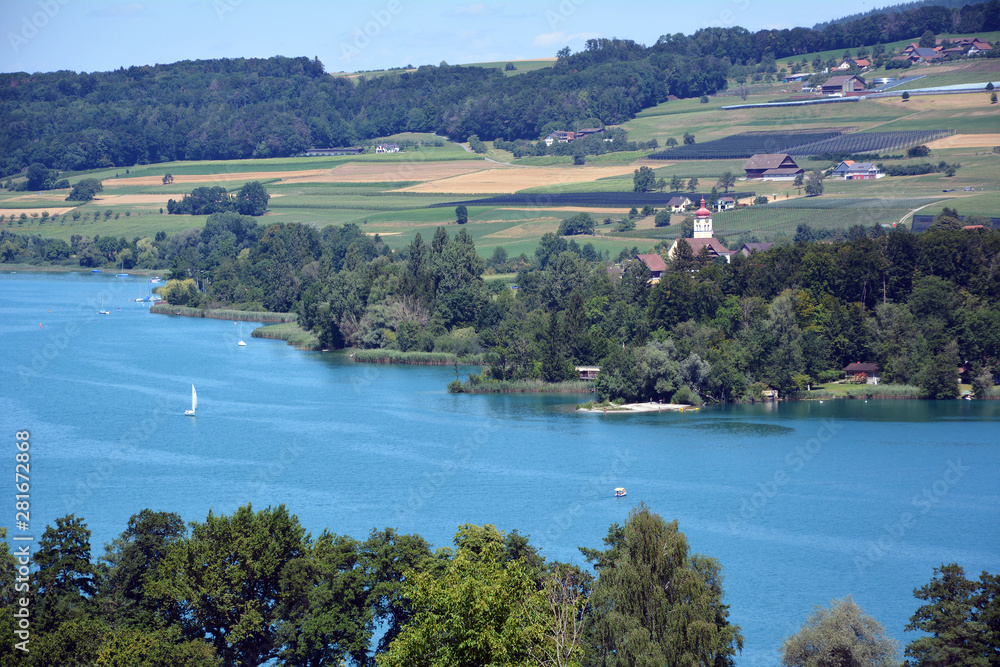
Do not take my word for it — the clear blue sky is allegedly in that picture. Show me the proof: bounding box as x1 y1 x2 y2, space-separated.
3 0 895 74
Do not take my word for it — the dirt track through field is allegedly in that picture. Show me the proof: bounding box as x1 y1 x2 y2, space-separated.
396 165 638 194
925 133 1000 148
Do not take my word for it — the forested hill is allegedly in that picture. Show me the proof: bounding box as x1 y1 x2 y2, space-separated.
0 52 697 176
2 0 998 176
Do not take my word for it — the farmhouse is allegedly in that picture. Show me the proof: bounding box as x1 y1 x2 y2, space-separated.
831 160 883 180
666 196 692 212
715 196 736 212
636 253 667 282
305 147 364 156
905 48 945 63
835 58 870 70
743 154 804 181
375 143 401 153
543 128 604 146
821 75 866 94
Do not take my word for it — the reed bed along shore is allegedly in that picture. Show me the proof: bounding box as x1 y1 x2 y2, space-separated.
797 384 922 400
351 349 484 365
251 322 320 350
150 304 297 323
448 378 593 394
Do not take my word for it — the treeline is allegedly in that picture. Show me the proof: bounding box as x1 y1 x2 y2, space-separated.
4 0 999 176
4 213 1000 401
0 504 743 666
2 504 997 666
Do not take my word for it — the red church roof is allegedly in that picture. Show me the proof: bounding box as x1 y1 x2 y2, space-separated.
695 198 711 218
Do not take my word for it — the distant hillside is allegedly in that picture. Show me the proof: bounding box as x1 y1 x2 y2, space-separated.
814 0 985 29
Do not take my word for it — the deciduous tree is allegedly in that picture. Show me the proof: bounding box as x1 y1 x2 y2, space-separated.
580 504 743 666
781 596 901 667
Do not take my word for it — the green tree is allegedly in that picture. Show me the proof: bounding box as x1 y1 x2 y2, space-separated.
654 209 672 227
781 596 901 667
558 212 595 236
275 531 371 666
25 162 54 190
66 178 104 202
377 525 546 667
805 170 825 196
97 509 186 627
236 181 270 216
902 91 910 101
716 170 736 193
687 177 699 192
148 504 307 667
455 204 468 225
793 172 804 193
918 29 936 47
162 173 174 184
665 137 678 148
580 504 743 666
683 132 696 145
633 165 656 192
35 515 98 632
670 174 684 191
905 564 989 667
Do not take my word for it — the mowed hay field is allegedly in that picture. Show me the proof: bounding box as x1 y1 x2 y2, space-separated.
396 165 640 194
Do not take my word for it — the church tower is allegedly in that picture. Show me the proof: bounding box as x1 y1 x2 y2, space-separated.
693 198 713 239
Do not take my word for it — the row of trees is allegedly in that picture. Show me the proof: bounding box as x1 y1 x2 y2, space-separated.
166 181 270 216
2 505 995 666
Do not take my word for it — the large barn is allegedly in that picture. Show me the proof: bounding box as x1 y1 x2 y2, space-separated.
743 154 804 180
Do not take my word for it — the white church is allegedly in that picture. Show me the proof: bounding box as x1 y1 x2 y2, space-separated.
667 198 733 264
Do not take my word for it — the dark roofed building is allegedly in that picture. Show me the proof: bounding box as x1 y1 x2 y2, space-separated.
844 362 881 384
740 242 773 255
636 253 667 281
821 75 867 94
743 154 803 180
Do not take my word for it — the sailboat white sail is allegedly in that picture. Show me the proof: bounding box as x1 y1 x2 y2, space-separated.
98 294 110 315
185 385 197 416
238 322 246 347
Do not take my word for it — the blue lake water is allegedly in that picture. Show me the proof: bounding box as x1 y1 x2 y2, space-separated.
2 271 998 665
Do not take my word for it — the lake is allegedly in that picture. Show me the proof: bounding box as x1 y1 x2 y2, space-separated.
2 271 998 666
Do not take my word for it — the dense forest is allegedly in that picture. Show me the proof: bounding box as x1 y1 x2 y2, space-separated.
2 0 999 176
4 210 1000 401
1 503 995 666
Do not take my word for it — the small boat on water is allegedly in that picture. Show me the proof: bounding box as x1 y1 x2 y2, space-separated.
237 322 246 347
614 487 627 498
184 385 197 416
98 295 110 315
91 269 102 273
149 277 161 283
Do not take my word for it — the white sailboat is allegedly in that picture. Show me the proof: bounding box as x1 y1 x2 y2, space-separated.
184 385 197 416
238 322 246 347
98 294 110 315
